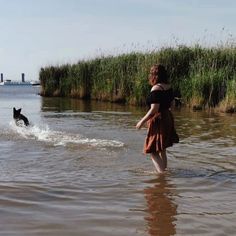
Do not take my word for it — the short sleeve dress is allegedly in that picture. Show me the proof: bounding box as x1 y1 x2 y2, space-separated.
143 88 178 153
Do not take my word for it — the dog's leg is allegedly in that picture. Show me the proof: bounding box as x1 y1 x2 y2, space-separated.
20 114 29 126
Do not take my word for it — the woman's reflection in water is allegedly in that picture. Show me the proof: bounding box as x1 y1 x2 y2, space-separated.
144 174 177 236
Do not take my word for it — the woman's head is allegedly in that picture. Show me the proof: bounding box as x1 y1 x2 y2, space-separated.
148 64 169 85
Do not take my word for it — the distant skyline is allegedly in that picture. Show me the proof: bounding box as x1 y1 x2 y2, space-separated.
0 0 235 81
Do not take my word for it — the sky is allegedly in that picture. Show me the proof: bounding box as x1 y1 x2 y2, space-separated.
0 0 235 81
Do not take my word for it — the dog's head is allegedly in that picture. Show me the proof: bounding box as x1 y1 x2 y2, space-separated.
13 107 22 119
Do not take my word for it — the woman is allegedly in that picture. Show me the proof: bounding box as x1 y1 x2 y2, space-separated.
136 64 178 173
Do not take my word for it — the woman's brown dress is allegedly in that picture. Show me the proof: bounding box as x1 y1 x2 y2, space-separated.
143 88 178 153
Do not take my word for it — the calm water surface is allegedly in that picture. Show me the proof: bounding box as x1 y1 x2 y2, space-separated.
0 86 235 236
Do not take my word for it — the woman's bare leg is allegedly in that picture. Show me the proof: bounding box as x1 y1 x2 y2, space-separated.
159 149 167 170
151 152 165 173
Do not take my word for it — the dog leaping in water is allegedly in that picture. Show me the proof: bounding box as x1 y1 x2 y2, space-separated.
13 107 29 126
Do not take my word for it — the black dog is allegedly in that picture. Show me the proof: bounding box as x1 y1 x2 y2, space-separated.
13 107 29 126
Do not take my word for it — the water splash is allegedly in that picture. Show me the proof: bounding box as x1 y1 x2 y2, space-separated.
9 121 124 148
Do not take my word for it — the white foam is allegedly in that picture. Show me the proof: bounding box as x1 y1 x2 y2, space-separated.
9 121 124 148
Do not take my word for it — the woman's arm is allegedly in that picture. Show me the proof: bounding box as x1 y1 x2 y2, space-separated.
136 103 159 129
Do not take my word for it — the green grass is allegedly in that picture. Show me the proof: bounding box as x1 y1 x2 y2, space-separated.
39 44 236 112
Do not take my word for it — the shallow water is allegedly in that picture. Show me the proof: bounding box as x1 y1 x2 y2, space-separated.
0 86 235 235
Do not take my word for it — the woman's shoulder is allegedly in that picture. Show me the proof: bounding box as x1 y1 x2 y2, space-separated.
151 83 172 92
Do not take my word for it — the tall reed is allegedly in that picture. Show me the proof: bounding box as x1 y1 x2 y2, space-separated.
39 44 236 112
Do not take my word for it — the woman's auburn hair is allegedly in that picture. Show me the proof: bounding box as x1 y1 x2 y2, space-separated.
151 64 169 83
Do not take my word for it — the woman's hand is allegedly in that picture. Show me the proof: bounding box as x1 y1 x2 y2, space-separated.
136 104 159 130
136 120 144 129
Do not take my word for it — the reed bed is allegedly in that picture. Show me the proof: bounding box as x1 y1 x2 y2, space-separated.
39 44 236 112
